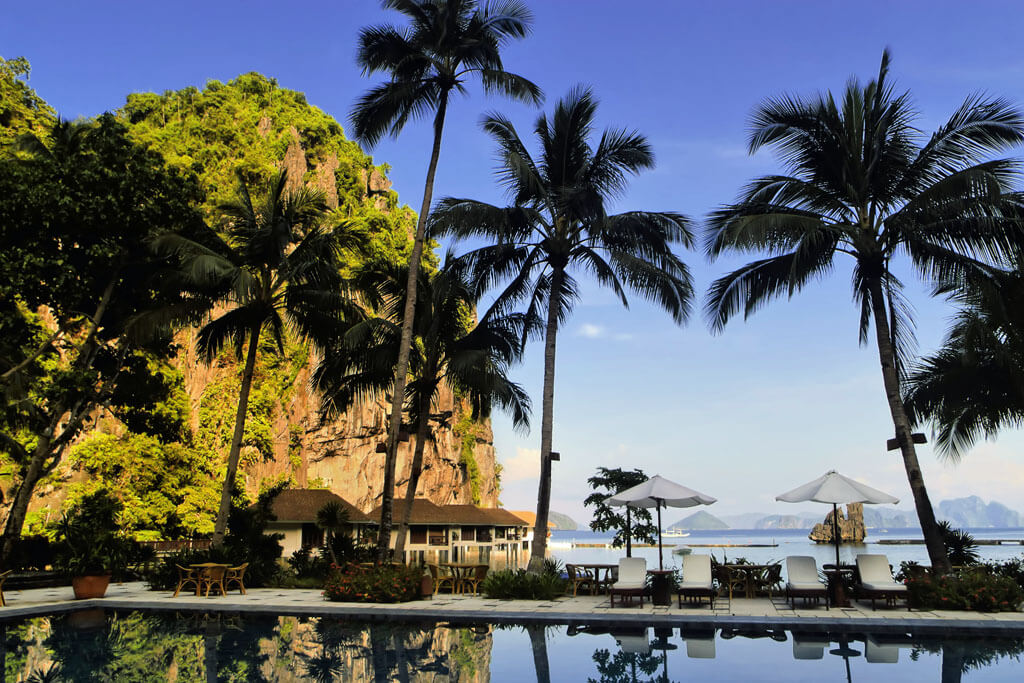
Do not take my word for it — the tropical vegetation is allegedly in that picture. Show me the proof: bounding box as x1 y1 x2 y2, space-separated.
584 467 658 556
314 259 532 556
432 87 694 565
351 0 542 560
703 50 1024 572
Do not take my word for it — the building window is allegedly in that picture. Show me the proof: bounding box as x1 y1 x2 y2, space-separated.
410 526 427 544
301 523 324 549
461 526 476 542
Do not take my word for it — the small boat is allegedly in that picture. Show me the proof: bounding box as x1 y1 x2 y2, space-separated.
672 546 692 556
662 531 691 538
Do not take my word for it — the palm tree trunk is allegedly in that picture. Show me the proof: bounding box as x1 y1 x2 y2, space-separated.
211 322 262 548
868 280 950 572
393 375 436 559
526 625 551 683
530 266 563 567
378 95 450 562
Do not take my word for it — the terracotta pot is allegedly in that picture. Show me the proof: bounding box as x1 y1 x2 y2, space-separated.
71 574 111 600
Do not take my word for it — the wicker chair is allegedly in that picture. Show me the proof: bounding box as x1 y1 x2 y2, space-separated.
427 563 458 594
199 565 227 597
224 562 249 595
758 563 783 597
567 564 595 596
462 565 490 594
173 565 201 597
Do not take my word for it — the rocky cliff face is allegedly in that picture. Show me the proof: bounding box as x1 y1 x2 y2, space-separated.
809 503 866 543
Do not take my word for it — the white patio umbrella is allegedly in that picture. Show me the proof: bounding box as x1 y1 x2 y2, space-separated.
607 475 717 569
776 470 899 568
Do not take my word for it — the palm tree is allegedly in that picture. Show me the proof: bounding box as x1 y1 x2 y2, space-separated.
316 501 349 565
703 51 1024 572
351 0 542 559
431 87 695 565
156 170 358 547
314 259 531 558
905 255 1024 459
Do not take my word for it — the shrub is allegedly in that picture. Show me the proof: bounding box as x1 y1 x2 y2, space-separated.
289 546 333 581
8 536 55 571
906 568 1024 612
480 569 567 600
323 563 422 603
939 521 981 566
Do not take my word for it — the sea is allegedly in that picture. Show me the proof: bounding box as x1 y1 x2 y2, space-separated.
545 527 1024 574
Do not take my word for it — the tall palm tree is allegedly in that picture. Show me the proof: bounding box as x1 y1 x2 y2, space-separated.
905 255 1024 459
431 88 695 565
156 170 358 547
703 51 1024 572
351 0 542 559
314 259 531 557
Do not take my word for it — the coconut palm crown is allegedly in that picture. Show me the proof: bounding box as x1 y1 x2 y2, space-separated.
155 170 360 547
905 254 1024 460
431 87 695 564
314 259 532 556
703 50 1024 571
352 0 542 559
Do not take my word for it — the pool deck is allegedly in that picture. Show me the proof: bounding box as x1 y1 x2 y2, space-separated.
3 582 1024 636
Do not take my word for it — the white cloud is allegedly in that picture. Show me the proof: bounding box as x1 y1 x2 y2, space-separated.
578 323 606 338
501 447 540 482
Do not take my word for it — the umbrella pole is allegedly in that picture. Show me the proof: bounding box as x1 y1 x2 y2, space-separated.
657 501 663 570
832 503 841 568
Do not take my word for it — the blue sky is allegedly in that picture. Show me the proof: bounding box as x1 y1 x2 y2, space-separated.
7 1 1024 524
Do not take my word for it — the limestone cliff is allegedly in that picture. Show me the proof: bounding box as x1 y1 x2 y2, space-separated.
809 503 866 544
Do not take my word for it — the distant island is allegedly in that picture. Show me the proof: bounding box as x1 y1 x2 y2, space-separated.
548 511 578 531
661 496 1023 531
668 510 729 531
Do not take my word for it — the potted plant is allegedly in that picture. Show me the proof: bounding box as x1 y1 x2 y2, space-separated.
53 490 133 599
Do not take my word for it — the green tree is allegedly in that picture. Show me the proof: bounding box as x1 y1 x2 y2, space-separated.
154 170 359 547
905 255 1024 459
0 56 55 151
314 260 531 557
703 51 1024 572
316 501 348 565
431 88 694 565
584 468 657 557
351 0 542 559
0 115 205 567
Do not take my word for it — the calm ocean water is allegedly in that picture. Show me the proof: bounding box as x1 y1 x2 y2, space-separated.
546 527 1024 574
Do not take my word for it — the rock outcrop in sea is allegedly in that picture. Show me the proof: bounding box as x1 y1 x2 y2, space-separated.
808 503 866 544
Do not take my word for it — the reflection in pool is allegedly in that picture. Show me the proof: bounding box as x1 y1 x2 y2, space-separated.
1 610 1021 681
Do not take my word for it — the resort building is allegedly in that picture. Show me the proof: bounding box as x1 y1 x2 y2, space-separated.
365 499 532 566
265 489 369 557
266 489 533 566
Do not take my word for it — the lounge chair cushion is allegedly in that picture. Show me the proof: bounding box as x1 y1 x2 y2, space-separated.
680 554 712 586
861 581 907 592
787 580 828 591
679 580 712 590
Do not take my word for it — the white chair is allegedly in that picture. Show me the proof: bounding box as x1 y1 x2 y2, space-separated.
680 627 716 659
677 554 715 608
855 554 908 610
785 556 828 609
614 628 650 654
865 635 900 663
609 557 647 607
791 633 829 660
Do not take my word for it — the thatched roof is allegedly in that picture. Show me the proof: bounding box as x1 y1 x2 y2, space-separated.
268 489 368 523
365 500 531 526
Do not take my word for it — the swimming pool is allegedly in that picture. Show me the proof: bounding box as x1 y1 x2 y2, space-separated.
2 609 1021 681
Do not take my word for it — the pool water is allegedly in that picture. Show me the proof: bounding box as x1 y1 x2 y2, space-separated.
2 610 1021 681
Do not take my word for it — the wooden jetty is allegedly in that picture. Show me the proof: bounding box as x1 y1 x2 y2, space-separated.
879 539 1024 545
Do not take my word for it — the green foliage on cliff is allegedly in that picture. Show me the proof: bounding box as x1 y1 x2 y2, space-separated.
454 412 483 504
118 72 423 269
0 56 55 151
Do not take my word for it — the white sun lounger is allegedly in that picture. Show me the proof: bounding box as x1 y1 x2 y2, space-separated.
609 557 647 607
785 556 828 609
677 554 715 609
855 554 908 610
